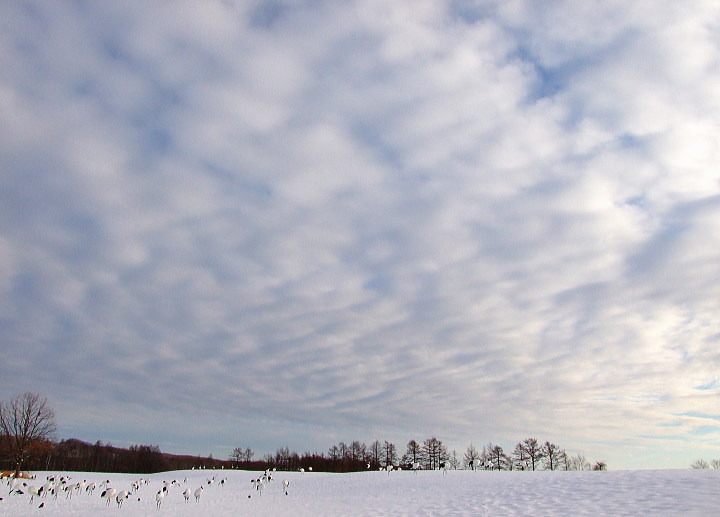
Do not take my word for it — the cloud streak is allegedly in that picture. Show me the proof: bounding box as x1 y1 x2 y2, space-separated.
1 0 719 468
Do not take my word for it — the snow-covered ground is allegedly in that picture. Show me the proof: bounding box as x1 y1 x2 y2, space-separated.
2 468 718 516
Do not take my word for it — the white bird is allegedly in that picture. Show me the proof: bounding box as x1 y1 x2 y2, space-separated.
282 479 290 495
101 488 117 506
194 486 204 502
28 485 42 503
8 479 24 494
116 490 129 507
183 488 191 502
41 481 53 497
155 490 165 509
85 482 96 494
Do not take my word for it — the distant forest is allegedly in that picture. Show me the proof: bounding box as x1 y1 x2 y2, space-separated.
1 435 606 474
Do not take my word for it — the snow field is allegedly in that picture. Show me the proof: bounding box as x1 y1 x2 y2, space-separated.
1 468 718 516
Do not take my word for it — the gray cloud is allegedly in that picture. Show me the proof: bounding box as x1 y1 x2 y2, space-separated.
1 0 719 469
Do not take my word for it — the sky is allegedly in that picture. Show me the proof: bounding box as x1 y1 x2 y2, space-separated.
1 0 719 471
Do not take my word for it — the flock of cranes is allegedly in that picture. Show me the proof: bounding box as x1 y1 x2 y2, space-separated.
3 463 470 510
4 470 292 510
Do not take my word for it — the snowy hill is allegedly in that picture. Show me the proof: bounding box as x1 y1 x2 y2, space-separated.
2 468 718 516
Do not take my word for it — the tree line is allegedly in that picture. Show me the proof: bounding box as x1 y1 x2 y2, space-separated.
462 438 607 471
230 436 607 473
2 392 607 475
0 436 242 474
0 392 238 474
690 458 720 469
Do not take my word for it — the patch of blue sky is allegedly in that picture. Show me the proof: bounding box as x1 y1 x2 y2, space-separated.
637 434 686 441
447 1 493 24
362 276 390 294
347 121 406 173
678 411 720 421
694 379 719 391
201 161 273 199
623 195 648 210
692 426 720 436
248 1 286 29
505 44 568 103
529 62 568 101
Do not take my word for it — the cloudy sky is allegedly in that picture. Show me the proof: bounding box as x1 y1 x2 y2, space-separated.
1 0 719 470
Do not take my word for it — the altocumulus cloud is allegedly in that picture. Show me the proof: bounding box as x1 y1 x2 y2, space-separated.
1 0 719 469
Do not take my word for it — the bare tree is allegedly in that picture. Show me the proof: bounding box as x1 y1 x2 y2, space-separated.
402 439 422 467
383 441 397 467
710 459 720 469
230 447 244 462
487 443 509 471
244 447 254 463
541 441 565 471
512 442 529 470
229 446 254 464
422 437 448 470
690 459 710 469
0 392 57 474
521 438 544 471
338 442 350 461
367 440 382 468
567 453 591 471
464 443 481 469
449 449 461 470
328 444 340 462
349 441 366 462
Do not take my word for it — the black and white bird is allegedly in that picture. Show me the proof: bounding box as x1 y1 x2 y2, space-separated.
101 488 117 506
28 485 43 502
155 489 165 509
116 490 130 507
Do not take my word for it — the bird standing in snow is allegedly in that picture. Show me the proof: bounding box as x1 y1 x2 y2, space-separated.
28 485 42 503
116 490 130 507
155 489 165 509
101 488 117 506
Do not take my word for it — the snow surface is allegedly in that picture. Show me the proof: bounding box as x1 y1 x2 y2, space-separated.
2 468 718 516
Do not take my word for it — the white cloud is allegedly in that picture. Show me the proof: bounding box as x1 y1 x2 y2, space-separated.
1 0 719 469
